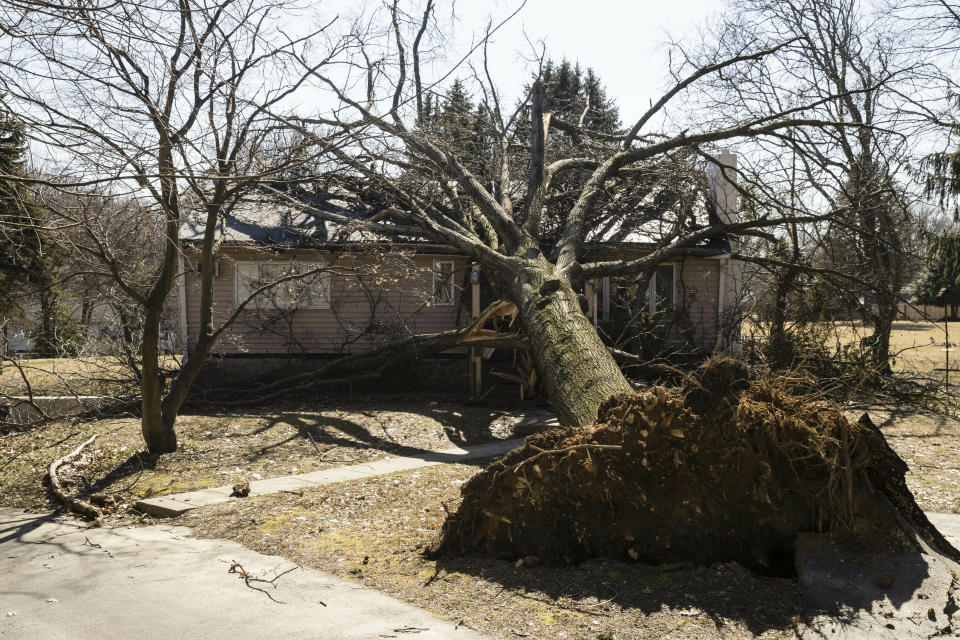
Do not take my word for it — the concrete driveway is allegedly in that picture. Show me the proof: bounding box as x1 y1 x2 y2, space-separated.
5 507 960 640
0 508 485 640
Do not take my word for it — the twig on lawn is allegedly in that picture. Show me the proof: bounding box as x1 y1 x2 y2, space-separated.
303 429 323 456
44 434 103 520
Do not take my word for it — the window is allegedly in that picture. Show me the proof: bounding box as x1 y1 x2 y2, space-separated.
647 264 676 314
601 276 611 322
235 261 331 309
195 261 221 277
433 260 456 305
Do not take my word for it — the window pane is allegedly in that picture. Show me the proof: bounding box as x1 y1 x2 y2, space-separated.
236 263 259 304
236 262 330 309
655 265 674 312
434 262 454 304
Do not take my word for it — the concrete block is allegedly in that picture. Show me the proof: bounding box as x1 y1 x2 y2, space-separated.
135 497 196 517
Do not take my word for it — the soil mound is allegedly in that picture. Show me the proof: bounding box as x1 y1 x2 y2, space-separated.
429 357 959 574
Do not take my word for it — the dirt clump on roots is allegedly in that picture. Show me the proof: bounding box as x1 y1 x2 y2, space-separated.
429 356 960 575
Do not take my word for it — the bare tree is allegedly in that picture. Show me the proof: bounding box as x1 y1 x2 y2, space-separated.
695 0 929 372
0 0 346 452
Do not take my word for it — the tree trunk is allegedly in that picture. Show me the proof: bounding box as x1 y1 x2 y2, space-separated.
871 290 895 374
509 263 633 427
160 332 214 433
140 306 176 454
769 265 799 368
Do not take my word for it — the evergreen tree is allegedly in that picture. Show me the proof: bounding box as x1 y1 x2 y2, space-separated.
0 110 50 320
922 95 960 217
525 59 621 135
0 109 77 355
514 60 624 240
914 231 960 319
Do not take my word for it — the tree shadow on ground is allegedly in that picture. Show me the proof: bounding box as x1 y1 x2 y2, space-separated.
430 552 809 636
871 403 960 436
222 396 531 465
430 533 947 637
85 451 162 495
245 411 508 467
0 510 62 546
891 321 948 332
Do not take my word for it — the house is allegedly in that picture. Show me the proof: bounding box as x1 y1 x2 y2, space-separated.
579 151 742 354
176 152 742 366
177 191 473 358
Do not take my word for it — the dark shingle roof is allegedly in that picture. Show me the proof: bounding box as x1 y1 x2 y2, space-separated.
180 180 731 253
179 190 393 245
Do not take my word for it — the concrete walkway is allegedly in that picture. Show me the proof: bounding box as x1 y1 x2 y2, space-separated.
4 507 960 639
136 438 525 517
0 508 486 640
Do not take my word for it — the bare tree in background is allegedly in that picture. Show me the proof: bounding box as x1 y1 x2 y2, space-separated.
0 0 346 452
697 0 927 373
890 1 960 213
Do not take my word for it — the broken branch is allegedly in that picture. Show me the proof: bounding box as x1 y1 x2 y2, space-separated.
45 434 103 520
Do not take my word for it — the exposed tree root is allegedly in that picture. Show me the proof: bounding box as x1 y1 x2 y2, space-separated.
44 434 103 520
430 357 960 574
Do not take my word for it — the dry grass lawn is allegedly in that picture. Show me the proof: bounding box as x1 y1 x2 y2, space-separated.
866 405 960 514
0 355 181 397
2 389 958 639
0 396 520 512
741 320 959 375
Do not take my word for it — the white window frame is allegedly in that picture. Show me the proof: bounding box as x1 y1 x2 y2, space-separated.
601 276 611 323
647 263 677 314
234 261 331 310
432 260 457 306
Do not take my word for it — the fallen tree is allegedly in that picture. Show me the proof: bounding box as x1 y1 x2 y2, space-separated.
429 358 960 574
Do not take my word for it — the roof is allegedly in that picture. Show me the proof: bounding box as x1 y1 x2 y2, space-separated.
180 177 732 254
584 188 728 251
179 189 423 246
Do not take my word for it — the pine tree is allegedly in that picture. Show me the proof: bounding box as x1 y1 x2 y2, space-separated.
922 96 960 217
531 59 621 134
0 110 50 320
914 232 960 319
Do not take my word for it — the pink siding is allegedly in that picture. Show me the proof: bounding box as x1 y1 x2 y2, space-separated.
184 248 469 355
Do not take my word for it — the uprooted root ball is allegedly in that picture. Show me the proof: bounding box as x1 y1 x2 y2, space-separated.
429 357 959 574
